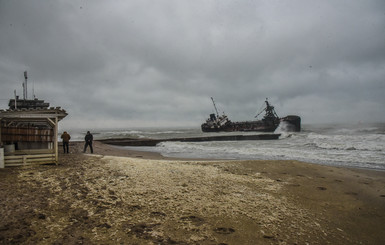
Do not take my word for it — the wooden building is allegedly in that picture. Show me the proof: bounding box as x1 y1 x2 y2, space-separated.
0 107 67 167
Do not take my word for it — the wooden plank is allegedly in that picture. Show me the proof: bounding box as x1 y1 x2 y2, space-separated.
47 118 55 127
27 154 55 159
5 157 55 164
0 148 4 168
4 158 55 164
5 149 54 155
5 154 54 161
5 154 54 159
4 155 24 160
6 161 55 167
5 159 24 164
5 163 25 167
28 158 55 162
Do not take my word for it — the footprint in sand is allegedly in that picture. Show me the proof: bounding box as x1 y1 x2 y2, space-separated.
180 215 204 226
128 205 142 211
150 211 166 217
214 227 235 234
289 183 300 187
263 234 275 239
129 223 159 237
345 192 358 196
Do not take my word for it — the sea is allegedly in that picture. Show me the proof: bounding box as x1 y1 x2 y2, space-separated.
67 122 385 171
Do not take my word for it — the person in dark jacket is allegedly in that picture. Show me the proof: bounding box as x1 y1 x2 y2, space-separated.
83 131 93 153
61 131 71 153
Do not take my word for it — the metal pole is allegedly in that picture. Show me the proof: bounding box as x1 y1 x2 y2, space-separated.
54 117 58 165
0 119 3 168
24 71 28 100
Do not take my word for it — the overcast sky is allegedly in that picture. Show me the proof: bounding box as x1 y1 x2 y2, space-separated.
1 0 384 129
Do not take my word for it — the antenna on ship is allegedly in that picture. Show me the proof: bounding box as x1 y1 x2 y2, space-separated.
23 71 28 100
211 97 219 117
255 98 267 118
32 76 36 99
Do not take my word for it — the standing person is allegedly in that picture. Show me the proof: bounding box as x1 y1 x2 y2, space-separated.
60 131 71 153
83 131 93 153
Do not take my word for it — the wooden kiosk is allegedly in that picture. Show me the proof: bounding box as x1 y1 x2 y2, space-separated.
0 106 67 167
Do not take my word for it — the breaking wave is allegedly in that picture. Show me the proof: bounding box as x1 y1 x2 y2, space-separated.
68 123 385 170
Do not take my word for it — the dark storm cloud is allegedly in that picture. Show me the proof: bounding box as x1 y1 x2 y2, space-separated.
1 0 384 129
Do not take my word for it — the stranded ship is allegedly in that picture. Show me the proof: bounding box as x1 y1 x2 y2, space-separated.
201 98 301 132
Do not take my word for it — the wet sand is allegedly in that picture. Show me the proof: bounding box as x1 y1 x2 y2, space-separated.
0 141 384 244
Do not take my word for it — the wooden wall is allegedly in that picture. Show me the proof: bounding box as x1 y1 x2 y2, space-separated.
1 126 53 142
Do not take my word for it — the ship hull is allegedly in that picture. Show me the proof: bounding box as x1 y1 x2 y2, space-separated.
201 120 279 133
201 98 301 133
201 116 301 133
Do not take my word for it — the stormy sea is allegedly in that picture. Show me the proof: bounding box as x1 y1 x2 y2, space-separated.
68 123 385 171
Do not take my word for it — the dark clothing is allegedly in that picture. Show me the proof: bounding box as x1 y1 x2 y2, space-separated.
83 132 93 153
85 133 93 142
61 132 71 153
83 141 93 153
63 142 69 153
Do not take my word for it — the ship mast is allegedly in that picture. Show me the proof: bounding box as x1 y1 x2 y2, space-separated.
255 98 279 119
211 97 219 117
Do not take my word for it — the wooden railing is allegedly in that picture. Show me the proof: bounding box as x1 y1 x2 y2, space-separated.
4 149 56 167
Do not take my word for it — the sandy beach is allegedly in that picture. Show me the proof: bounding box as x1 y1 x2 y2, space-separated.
1 141 384 244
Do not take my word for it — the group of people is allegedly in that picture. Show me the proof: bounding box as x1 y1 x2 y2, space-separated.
60 131 94 154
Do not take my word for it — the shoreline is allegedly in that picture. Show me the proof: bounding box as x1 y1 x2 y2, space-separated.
1 141 384 244
72 140 220 161
94 140 385 172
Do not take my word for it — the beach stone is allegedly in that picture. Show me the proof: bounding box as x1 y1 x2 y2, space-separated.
37 213 46 219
